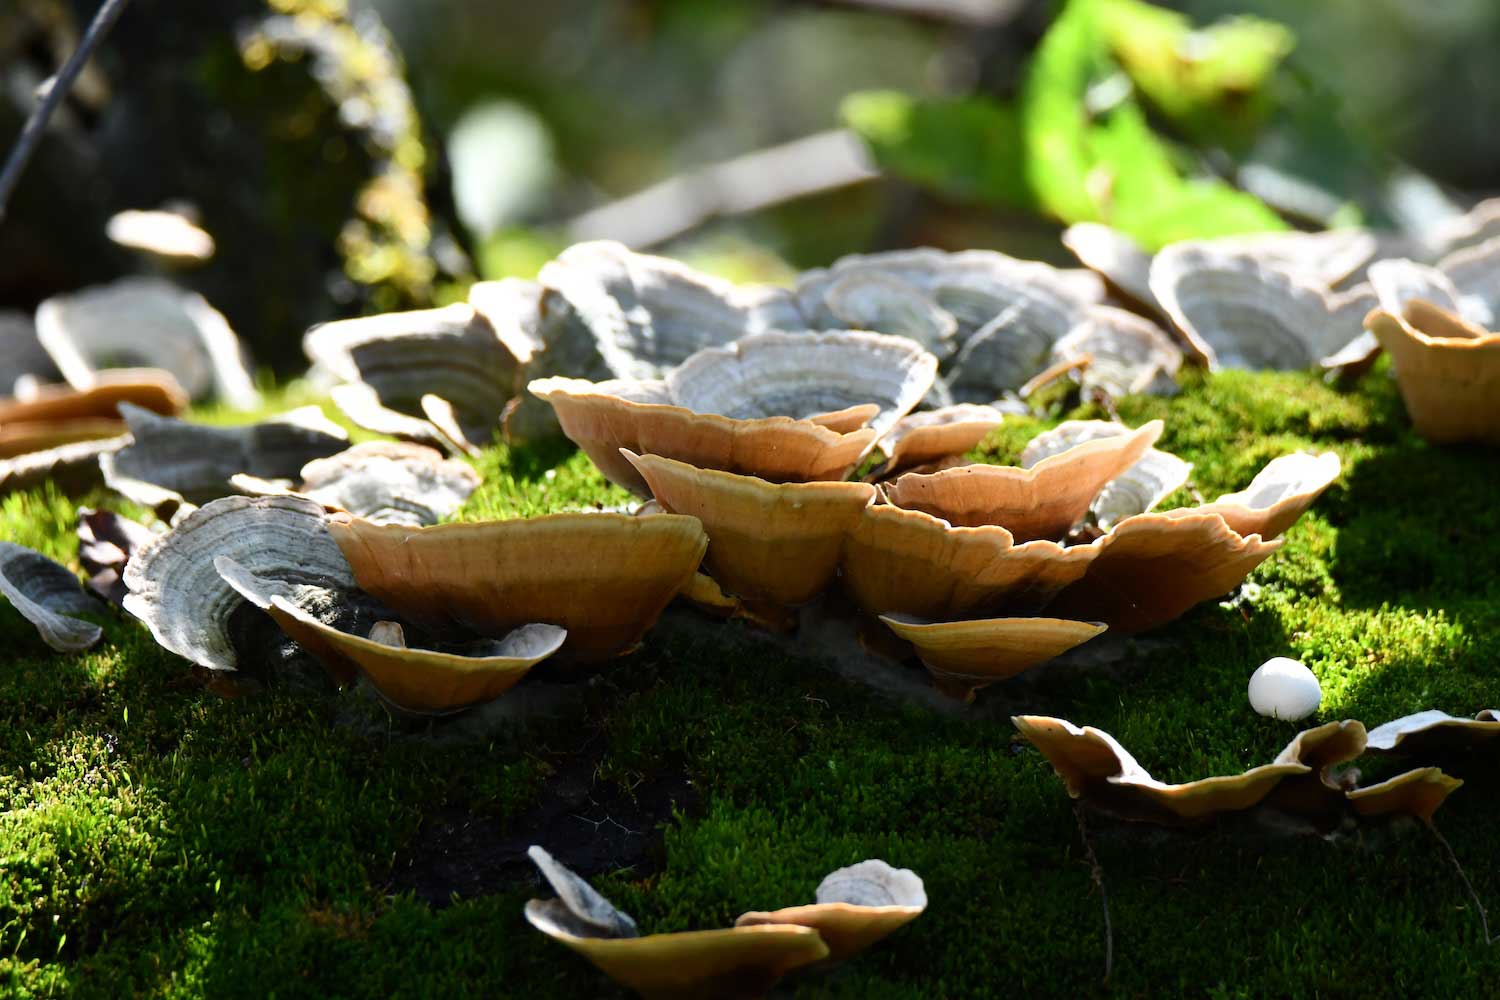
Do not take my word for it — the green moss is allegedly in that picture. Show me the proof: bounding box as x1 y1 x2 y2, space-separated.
2 367 1499 997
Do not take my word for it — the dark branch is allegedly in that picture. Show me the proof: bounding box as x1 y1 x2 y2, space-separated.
0 0 133 222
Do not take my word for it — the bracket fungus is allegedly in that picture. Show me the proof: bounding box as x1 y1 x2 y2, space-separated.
1018 419 1190 529
623 450 876 608
306 303 521 454
877 614 1106 702
327 511 707 662
35 277 259 409
734 859 927 962
1174 451 1341 540
1045 307 1183 400
872 404 1007 479
883 419 1162 542
524 846 829 1000
1345 768 1463 823
1365 303 1500 446
1060 223 1158 314
1365 710 1500 756
77 507 158 606
1149 244 1375 370
123 495 357 672
217 557 565 713
100 403 348 518
1 311 57 396
0 542 103 652
230 441 479 526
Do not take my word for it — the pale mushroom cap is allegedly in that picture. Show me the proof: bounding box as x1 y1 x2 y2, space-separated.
35 277 257 408
666 330 937 441
840 504 1098 620
623 450 876 606
467 276 544 365
327 511 707 662
528 376 876 495
0 436 127 498
1365 305 1500 446
329 383 454 453
1047 512 1282 633
270 441 481 525
122 495 355 671
1364 710 1500 754
1060 223 1157 310
821 271 958 358
876 404 1006 475
1346 768 1463 823
0 310 57 396
1149 245 1375 370
1208 229 1379 288
884 419 1162 541
1091 447 1193 529
734 860 927 963
878 614 1105 702
1434 235 1500 328
0 541 102 652
1248 657 1322 721
1049 306 1183 399
105 209 216 263
1181 452 1340 540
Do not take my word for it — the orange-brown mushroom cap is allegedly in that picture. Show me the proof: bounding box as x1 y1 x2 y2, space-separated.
1366 303 1500 446
1171 452 1340 540
883 419 1161 541
327 511 707 662
624 450 876 606
0 418 125 459
1346 768 1462 823
875 404 1006 478
734 860 926 963
1046 512 1282 633
878 614 1105 702
0 368 187 425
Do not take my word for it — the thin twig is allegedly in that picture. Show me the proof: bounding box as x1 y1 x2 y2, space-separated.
1074 802 1115 984
1427 820 1498 945
0 0 132 222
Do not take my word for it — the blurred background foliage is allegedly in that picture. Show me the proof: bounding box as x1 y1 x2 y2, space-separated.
2 0 1498 365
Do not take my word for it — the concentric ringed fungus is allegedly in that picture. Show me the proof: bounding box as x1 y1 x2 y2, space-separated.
0 542 102 652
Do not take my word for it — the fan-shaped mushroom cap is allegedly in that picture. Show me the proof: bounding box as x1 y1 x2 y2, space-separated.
1049 307 1183 399
623 451 875 607
101 403 348 516
875 404 1006 477
1013 715 1315 823
1366 304 1500 446
1369 259 1465 320
666 331 936 442
529 377 877 496
123 496 355 671
328 511 707 662
1047 512 1282 633
1346 768 1462 823
106 209 215 263
1019 419 1190 529
232 441 479 526
878 614 1105 702
1432 236 1500 328
0 418 126 459
77 507 157 606
1427 197 1500 259
1365 710 1500 755
216 557 564 713
0 542 102 652
0 311 57 396
841 505 1098 620
467 277 544 365
305 303 518 450
1210 230 1380 289
0 369 187 426
1150 245 1375 369
817 272 958 358
524 845 828 1000
886 419 1162 542
328 383 452 452
1061 224 1157 312
0 436 126 497
35 277 258 409
1175 452 1340 540
735 860 926 963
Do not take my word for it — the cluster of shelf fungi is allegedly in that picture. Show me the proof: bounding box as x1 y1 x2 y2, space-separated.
3 220 1500 996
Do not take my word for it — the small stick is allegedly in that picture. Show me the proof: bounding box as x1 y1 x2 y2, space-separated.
0 0 133 222
1427 819 1498 945
1074 802 1115 983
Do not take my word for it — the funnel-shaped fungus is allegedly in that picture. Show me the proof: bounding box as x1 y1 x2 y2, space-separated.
1346 769 1463 823
877 614 1106 702
101 403 348 517
35 277 259 409
623 451 876 606
1149 244 1374 369
1012 716 1366 824
216 557 565 713
328 511 707 662
123 496 357 672
1365 710 1500 755
1175 452 1340 540
1019 419 1190 530
883 419 1161 541
1047 512 1281 633
230 441 479 526
0 542 102 652
841 505 1098 620
873 404 1006 478
524 846 829 1000
734 860 927 962
305 303 520 452
1366 304 1500 446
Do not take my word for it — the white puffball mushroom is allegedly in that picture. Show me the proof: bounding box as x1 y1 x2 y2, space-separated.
1248 657 1322 721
